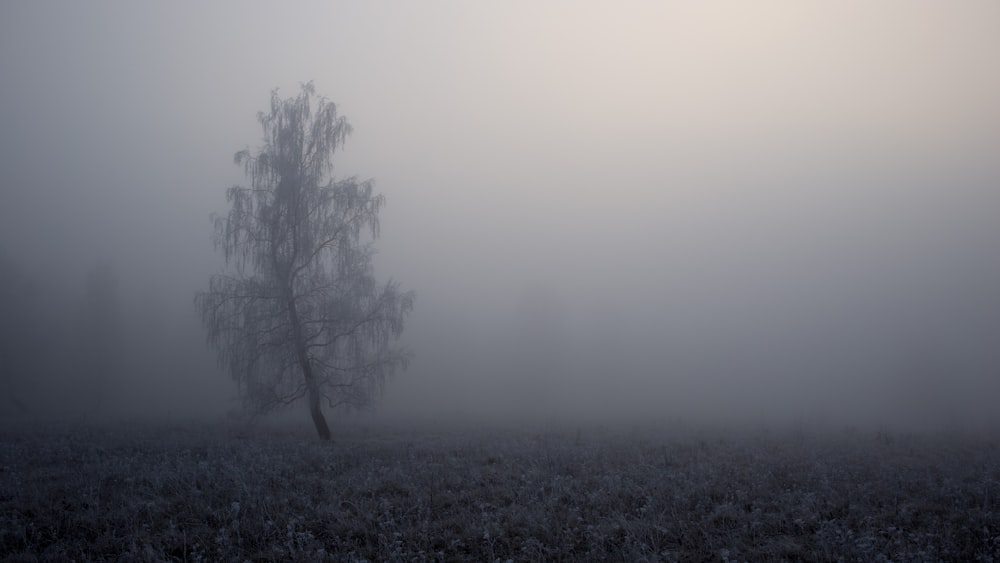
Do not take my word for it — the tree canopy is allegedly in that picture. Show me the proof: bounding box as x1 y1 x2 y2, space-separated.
196 83 413 439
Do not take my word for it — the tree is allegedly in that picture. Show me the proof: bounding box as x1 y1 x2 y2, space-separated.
0 247 36 415
196 83 414 440
79 261 119 413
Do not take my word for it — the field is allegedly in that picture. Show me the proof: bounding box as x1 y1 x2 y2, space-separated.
1 420 998 562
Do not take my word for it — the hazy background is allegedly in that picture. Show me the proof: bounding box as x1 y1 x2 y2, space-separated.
2 1 998 431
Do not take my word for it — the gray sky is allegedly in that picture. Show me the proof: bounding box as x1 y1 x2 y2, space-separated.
2 1 999 428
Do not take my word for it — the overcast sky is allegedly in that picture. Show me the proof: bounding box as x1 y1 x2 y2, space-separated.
2 1 999 428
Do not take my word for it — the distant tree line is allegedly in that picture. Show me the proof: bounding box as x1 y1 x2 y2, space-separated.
0 250 121 419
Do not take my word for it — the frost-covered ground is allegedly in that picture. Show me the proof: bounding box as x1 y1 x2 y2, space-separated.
1 420 998 562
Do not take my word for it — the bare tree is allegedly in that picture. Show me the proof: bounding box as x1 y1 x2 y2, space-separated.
80 261 119 413
196 83 414 440
0 247 35 415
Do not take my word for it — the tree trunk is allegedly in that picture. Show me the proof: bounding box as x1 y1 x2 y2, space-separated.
307 380 331 440
285 289 332 441
296 328 331 440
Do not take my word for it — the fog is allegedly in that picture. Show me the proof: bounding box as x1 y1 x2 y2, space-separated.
2 1 999 431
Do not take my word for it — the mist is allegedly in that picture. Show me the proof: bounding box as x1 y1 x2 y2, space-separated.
2 1 999 432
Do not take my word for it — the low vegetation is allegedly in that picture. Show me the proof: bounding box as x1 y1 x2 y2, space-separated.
1 421 998 561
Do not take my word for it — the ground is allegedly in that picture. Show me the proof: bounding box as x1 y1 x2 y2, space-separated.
1 420 998 562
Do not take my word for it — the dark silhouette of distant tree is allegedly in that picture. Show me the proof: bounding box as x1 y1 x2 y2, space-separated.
80 261 119 413
0 247 36 415
196 83 413 440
